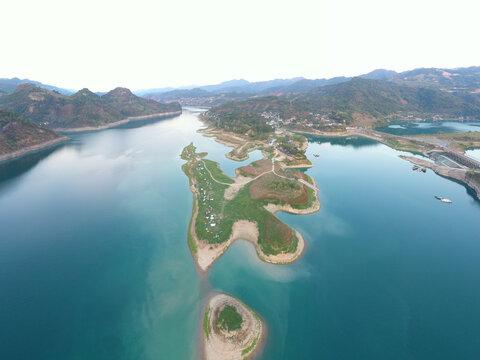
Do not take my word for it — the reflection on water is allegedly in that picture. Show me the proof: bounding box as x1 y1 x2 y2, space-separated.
305 134 378 148
0 143 67 185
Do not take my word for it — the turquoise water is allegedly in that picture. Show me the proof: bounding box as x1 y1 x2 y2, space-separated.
1 112 480 359
376 120 480 135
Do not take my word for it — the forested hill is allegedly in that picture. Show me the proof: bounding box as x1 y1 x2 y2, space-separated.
0 110 63 156
0 84 181 129
202 78 480 133
301 77 480 118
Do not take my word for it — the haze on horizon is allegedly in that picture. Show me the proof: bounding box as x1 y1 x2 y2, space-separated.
2 0 479 92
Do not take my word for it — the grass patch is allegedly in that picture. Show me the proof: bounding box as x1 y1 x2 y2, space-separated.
183 144 300 255
182 163 198 256
215 305 243 332
242 336 258 356
203 159 235 184
204 306 211 339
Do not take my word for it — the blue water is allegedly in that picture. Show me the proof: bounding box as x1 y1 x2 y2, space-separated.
376 121 480 135
1 111 480 359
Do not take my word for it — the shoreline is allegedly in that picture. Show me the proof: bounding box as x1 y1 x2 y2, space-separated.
188 179 316 273
399 155 480 200
184 129 321 273
186 160 318 272
0 136 70 164
53 110 182 133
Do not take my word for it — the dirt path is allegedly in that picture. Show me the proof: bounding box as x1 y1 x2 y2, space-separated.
200 160 234 186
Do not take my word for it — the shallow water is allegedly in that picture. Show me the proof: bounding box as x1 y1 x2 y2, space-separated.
1 111 480 359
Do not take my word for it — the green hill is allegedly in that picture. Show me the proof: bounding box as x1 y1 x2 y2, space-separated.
0 84 181 129
302 77 480 118
102 87 180 117
0 109 63 157
203 78 480 132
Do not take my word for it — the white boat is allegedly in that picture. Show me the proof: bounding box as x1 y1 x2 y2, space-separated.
435 195 452 203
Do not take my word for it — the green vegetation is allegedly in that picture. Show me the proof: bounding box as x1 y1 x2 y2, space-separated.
181 162 197 256
421 131 480 152
0 84 181 129
384 136 433 153
242 336 258 356
181 142 196 160
215 305 243 332
0 109 62 156
203 77 480 130
203 306 211 339
276 134 306 157
182 144 302 255
201 102 274 135
203 159 235 184
266 179 300 191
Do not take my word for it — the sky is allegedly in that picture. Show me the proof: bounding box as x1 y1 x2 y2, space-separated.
1 0 479 92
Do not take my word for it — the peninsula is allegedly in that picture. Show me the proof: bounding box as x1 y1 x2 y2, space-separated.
181 131 319 272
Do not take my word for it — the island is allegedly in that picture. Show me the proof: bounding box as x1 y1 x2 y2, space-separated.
181 133 320 272
202 293 264 360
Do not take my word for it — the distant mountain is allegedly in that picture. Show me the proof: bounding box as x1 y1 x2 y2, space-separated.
262 77 351 94
134 85 197 96
392 66 480 93
207 78 305 94
142 77 303 99
360 69 398 80
0 77 75 95
0 84 181 129
144 88 251 107
198 79 250 92
0 109 63 157
101 87 179 117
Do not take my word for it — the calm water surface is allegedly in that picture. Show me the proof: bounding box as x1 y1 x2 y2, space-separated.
376 120 480 135
1 111 479 359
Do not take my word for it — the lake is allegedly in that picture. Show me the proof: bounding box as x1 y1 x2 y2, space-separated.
1 111 479 359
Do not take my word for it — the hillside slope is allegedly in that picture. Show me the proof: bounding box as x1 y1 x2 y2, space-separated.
0 85 181 129
203 78 480 132
0 109 65 158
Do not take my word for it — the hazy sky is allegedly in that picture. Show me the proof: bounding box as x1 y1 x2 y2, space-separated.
2 0 479 91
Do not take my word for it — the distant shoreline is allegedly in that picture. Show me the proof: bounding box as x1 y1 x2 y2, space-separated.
53 110 182 133
0 136 69 164
0 110 182 164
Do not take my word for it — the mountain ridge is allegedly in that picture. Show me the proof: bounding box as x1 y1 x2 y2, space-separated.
0 84 181 129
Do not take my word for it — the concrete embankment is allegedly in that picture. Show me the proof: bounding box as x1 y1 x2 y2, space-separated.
399 155 480 200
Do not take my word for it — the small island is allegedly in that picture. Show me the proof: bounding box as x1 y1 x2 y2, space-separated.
181 134 320 272
203 293 264 360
